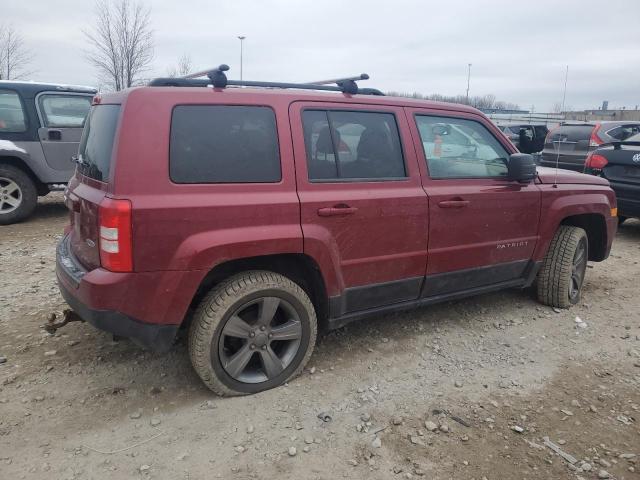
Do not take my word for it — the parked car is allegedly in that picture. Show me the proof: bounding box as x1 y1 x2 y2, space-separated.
56 67 618 396
0 81 96 224
499 124 549 154
540 121 640 172
584 132 640 223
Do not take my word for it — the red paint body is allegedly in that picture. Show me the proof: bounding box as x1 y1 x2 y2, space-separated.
57 87 617 330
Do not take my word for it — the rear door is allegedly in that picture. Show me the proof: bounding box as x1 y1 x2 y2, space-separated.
406 108 541 296
36 92 92 176
290 101 429 314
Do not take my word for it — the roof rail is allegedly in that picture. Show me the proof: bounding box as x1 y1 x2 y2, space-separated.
148 65 384 96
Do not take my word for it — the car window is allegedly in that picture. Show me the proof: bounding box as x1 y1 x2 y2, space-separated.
415 115 509 179
39 94 92 128
607 125 640 141
170 105 281 183
302 110 406 181
0 89 27 132
77 105 121 182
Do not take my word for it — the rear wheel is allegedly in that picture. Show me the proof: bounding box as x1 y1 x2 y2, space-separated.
0 164 37 225
188 270 317 396
537 225 588 308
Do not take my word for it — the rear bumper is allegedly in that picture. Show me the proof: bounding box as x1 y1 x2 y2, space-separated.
56 234 201 352
539 153 586 172
58 277 178 352
610 181 640 218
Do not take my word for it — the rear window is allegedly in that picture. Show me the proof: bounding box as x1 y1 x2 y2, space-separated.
170 105 281 183
77 105 120 182
546 125 594 142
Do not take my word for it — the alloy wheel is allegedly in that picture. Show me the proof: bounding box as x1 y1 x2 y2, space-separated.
0 177 22 214
569 237 587 302
217 296 303 384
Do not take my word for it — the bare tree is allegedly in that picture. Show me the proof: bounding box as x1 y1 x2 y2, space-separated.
387 90 520 111
84 0 154 91
167 54 193 77
0 24 34 80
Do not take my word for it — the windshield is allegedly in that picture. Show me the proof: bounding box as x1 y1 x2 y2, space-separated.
77 105 120 182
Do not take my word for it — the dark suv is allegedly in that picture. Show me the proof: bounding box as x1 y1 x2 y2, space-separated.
56 67 618 396
0 81 96 224
540 121 640 172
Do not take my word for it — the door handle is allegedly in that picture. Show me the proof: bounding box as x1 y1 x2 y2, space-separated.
48 130 62 141
317 205 358 217
438 199 470 208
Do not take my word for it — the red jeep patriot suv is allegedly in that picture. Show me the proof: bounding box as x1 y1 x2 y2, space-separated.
57 67 617 395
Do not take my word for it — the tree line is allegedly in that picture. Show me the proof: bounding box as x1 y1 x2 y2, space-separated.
387 91 521 111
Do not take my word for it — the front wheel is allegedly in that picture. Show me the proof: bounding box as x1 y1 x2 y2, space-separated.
537 225 588 308
188 271 317 396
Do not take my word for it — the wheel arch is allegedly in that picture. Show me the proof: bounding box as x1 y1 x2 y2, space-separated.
187 253 330 331
0 154 48 196
560 213 608 261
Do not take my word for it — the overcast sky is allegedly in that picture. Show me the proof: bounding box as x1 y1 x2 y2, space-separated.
5 0 640 111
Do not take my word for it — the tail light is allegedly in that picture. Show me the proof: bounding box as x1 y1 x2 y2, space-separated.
589 124 603 147
99 198 132 272
585 152 608 170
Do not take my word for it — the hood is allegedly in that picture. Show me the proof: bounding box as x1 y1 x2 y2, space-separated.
536 166 609 186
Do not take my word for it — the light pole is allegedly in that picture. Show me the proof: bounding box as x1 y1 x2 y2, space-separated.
465 63 472 105
237 36 246 81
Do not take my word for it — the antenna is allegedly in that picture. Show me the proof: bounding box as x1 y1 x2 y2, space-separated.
553 65 569 188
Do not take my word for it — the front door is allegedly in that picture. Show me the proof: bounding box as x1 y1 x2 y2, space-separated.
290 102 429 315
406 108 541 297
36 92 92 175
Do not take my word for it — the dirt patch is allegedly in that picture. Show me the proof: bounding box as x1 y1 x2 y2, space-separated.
0 194 639 479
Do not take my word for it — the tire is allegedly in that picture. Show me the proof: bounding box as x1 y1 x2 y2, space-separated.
0 164 38 225
188 270 317 396
537 226 589 308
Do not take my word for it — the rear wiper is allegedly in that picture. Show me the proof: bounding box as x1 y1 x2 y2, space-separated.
72 155 89 167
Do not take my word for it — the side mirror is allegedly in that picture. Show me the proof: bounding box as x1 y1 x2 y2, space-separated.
508 153 536 183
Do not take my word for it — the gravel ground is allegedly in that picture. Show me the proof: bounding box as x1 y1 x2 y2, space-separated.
1 193 639 480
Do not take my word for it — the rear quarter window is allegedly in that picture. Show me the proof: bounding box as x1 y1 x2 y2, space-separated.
77 105 121 182
170 105 281 183
0 89 27 132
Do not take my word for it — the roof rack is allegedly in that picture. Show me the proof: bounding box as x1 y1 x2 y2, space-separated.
148 64 384 96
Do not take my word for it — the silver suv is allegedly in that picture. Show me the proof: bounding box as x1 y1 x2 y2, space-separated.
0 81 96 224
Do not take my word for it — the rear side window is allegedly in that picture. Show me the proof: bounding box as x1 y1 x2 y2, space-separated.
77 105 120 182
607 125 640 141
0 89 27 132
170 105 281 183
302 110 406 181
38 94 92 128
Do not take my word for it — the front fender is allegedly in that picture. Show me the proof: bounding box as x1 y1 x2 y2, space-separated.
533 185 615 261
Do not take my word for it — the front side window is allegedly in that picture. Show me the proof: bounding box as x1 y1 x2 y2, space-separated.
39 94 92 128
302 110 406 181
170 105 281 183
415 115 509 179
0 89 27 132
